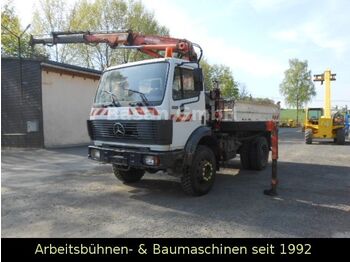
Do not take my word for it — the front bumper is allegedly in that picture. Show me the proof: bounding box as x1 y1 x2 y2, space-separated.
88 145 184 170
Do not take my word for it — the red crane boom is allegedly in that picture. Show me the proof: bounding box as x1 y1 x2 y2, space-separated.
30 30 200 62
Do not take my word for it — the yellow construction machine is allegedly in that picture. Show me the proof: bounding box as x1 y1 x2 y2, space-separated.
304 69 345 145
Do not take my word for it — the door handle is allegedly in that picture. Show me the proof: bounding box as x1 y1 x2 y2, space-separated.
180 104 185 112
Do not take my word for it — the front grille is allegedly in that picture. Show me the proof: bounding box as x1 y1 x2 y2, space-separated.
87 120 172 145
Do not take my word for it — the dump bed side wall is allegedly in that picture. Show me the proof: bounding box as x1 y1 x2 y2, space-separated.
221 101 279 122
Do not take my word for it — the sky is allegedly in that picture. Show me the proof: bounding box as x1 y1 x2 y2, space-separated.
10 0 350 109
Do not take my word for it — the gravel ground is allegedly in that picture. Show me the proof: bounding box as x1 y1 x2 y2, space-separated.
2 128 350 237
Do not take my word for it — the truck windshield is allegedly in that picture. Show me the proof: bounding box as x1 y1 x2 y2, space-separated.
94 62 168 107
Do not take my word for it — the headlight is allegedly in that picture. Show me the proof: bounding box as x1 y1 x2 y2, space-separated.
143 155 160 166
91 149 101 160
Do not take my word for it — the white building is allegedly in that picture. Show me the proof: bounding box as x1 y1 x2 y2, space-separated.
2 57 101 148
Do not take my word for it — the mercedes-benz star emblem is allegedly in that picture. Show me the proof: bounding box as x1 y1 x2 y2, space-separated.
113 122 125 136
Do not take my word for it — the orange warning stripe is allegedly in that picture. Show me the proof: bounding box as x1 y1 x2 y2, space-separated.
135 107 145 115
90 108 108 116
147 107 159 116
171 113 193 122
185 113 193 122
129 107 159 116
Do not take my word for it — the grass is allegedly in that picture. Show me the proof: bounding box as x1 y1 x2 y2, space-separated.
280 109 305 124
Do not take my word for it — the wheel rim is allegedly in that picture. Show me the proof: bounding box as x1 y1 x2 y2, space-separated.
197 160 213 183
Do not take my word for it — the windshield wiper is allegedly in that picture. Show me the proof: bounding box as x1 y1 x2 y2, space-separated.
102 90 121 107
125 89 149 106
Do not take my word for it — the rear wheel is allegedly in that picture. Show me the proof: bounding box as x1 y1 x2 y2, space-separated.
305 129 313 144
181 145 216 196
249 136 269 170
336 128 345 145
112 165 144 183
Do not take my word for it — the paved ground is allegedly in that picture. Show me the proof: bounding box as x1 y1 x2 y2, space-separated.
2 128 350 237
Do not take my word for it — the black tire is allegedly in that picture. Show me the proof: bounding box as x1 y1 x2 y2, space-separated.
181 145 216 196
336 128 345 145
112 165 144 183
240 142 251 169
305 129 313 144
249 136 269 170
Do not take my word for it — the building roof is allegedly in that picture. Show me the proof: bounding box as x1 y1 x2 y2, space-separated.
2 56 102 80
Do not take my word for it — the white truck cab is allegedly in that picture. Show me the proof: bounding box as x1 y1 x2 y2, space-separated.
89 58 205 152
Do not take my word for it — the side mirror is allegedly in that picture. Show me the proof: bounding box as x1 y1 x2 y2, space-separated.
193 68 203 91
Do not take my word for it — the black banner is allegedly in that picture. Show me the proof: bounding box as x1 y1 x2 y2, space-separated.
2 238 346 261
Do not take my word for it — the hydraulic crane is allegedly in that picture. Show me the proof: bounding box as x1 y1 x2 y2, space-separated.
30 30 201 62
304 69 345 145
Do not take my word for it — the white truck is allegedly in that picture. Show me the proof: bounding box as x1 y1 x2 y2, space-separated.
31 31 280 196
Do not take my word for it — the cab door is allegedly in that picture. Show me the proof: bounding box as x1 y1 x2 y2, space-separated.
170 66 205 149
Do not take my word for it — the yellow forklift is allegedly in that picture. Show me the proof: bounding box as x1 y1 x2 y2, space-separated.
304 69 345 145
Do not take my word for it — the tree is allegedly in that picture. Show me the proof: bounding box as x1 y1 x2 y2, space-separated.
280 59 316 124
238 83 250 99
250 97 275 104
32 0 87 63
200 58 214 90
212 64 238 99
199 59 238 99
1 2 20 56
1 1 46 58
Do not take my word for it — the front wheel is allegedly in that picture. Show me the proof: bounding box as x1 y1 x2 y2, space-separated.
112 165 145 183
305 129 313 144
181 145 216 196
336 128 345 145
